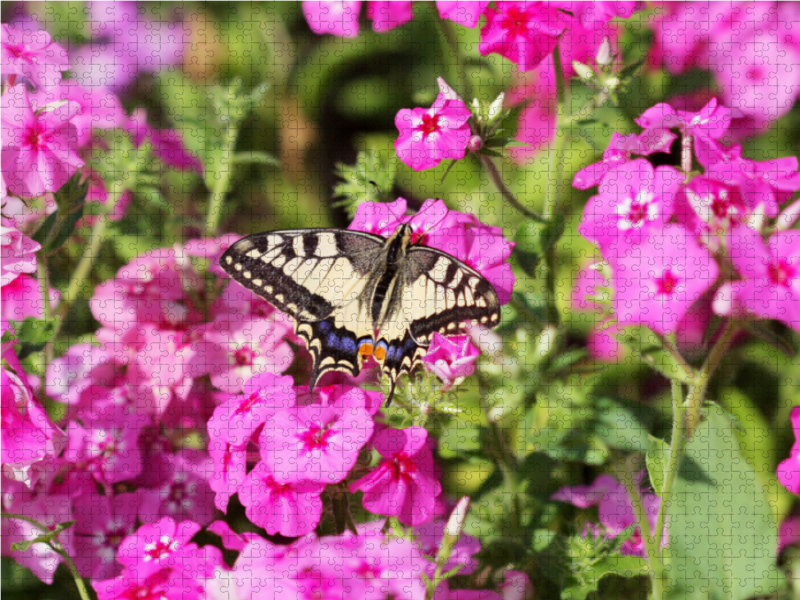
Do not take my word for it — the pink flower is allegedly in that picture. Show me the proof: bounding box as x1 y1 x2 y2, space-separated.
579 159 683 250
395 90 472 171
303 1 362 37
1 85 84 197
260 387 374 483
207 439 247 512
126 108 203 173
436 1 490 28
422 333 480 390
778 408 800 496
1 346 67 487
350 426 442 526
676 176 747 237
1 25 69 89
115 517 202 577
415 518 481 578
552 473 663 557
607 224 719 335
714 227 800 333
71 491 138 579
138 452 216 526
238 461 325 537
779 515 800 554
479 1 569 72
0 220 41 287
367 1 414 32
93 568 195 600
207 372 296 448
498 570 535 600
1 275 60 321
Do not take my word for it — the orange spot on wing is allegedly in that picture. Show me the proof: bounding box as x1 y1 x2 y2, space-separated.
358 343 373 358
373 345 386 362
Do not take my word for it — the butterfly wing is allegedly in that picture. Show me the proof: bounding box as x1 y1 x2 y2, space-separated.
220 229 385 386
374 246 501 399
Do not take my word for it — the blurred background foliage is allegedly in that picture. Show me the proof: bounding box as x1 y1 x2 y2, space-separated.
4 2 800 598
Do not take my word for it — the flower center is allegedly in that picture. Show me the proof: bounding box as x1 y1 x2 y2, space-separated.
265 475 291 497
418 113 440 138
655 270 679 296
768 259 794 287
299 423 333 451
23 123 51 151
7 43 33 62
388 452 414 481
233 346 255 366
234 388 268 415
505 6 529 37
617 191 656 230
143 536 179 562
745 65 765 82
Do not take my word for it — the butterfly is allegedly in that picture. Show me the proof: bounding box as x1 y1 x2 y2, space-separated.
219 224 501 404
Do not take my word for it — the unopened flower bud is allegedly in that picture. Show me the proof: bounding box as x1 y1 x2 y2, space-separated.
467 135 484 152
572 61 595 81
596 38 613 66
445 496 471 537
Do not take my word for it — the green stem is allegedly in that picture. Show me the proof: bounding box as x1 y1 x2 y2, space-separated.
436 17 471 100
204 121 239 237
489 420 522 534
36 256 54 396
685 319 736 437
56 182 126 323
654 332 697 384
2 513 92 600
654 379 686 556
620 462 663 600
480 155 545 222
543 42 568 328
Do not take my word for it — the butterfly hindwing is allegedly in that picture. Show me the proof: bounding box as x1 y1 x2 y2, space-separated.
219 229 385 322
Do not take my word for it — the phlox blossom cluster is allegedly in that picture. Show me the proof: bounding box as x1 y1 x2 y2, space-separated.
575 98 800 339
552 473 665 557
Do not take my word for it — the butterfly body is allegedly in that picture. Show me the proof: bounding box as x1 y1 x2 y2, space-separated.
220 224 500 402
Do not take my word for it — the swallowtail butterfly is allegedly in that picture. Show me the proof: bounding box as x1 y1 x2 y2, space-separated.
219 224 501 404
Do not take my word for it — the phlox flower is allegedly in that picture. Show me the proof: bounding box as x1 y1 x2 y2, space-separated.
93 567 195 600
607 224 719 335
552 473 663 557
303 1 413 37
1 85 84 197
479 1 569 72
1 25 69 89
675 176 747 238
71 491 138 579
498 570 535 600
554 1 643 27
579 159 683 250
778 407 800 496
126 108 203 173
0 219 41 287
138 451 216 526
422 333 480 390
779 515 800 554
714 226 800 333
395 87 472 171
115 517 202 578
1 345 67 487
207 439 248 512
237 461 325 537
207 372 296 448
350 426 442 526
0 274 60 321
260 385 374 483
437 1 490 28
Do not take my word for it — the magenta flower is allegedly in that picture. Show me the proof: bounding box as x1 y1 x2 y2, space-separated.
1 25 69 89
1 220 41 287
138 452 216 526
479 1 568 72
677 176 746 237
260 389 374 484
207 372 296 448
1 274 59 321
422 333 480 390
1 85 84 197
714 226 800 333
552 473 664 557
778 407 800 496
367 1 414 32
238 461 325 537
93 568 194 600
579 159 683 250
607 224 719 335
1 348 67 487
207 439 247 512
71 491 138 579
415 518 481 578
350 426 442 526
395 90 472 171
126 108 203 173
436 1 490 28
554 1 643 27
115 517 201 577
303 1 362 37
779 515 800 554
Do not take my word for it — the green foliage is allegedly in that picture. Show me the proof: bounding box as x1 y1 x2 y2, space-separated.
664 404 785 600
31 173 88 255
645 434 671 495
333 150 398 217
8 317 60 361
616 326 697 385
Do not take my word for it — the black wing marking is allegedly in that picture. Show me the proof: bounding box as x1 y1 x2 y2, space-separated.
403 247 501 345
295 317 372 389
219 229 385 322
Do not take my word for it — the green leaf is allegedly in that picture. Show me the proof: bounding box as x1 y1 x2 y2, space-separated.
232 151 281 167
616 326 696 384
31 173 88 254
562 556 648 600
546 349 588 374
332 150 397 217
10 317 60 360
593 397 652 452
513 217 564 277
645 434 670 495
664 404 785 600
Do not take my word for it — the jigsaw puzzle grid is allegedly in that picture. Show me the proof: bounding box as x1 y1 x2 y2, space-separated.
2 2 800 600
